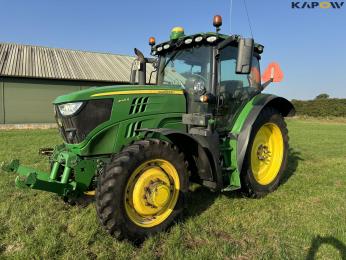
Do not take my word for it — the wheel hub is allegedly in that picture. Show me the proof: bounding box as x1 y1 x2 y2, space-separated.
124 159 181 228
257 144 271 161
131 166 171 216
146 181 171 208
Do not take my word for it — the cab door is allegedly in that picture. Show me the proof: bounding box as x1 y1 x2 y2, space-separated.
216 46 261 131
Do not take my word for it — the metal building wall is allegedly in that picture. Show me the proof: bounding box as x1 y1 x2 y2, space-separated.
0 79 4 123
0 43 154 124
1 77 114 124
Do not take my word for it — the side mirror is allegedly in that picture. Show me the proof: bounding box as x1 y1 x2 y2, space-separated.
134 48 145 63
133 48 146 85
261 62 284 83
236 38 254 74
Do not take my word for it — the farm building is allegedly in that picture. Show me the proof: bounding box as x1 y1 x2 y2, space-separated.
0 43 145 124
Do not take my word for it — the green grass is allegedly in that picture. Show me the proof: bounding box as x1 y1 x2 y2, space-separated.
0 119 346 259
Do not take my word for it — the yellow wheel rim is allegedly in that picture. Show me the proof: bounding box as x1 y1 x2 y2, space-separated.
124 159 180 228
250 123 284 185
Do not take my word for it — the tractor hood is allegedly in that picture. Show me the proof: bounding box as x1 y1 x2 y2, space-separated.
52 84 187 155
53 84 185 104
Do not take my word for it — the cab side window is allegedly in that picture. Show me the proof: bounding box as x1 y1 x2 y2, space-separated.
219 47 249 88
219 46 261 91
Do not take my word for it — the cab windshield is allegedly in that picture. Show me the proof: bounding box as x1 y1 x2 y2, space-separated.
157 46 212 92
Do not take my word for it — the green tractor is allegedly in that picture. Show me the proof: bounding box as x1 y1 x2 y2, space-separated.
1 16 294 241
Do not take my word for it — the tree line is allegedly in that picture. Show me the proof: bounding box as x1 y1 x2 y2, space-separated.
291 94 346 117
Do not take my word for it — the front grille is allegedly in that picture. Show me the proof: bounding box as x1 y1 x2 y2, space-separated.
55 99 113 144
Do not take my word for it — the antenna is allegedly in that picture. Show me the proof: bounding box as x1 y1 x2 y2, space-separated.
242 0 254 38
230 0 233 34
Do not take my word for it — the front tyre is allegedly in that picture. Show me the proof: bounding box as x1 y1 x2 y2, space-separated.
96 139 189 242
241 107 289 198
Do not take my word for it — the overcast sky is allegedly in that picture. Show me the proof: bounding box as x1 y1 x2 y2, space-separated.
0 0 345 100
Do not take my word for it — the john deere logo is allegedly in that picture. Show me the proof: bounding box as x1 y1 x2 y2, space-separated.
291 1 344 8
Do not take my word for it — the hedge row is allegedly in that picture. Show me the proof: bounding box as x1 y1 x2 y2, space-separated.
291 98 346 117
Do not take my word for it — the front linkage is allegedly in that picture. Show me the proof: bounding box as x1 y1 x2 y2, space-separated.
1 145 98 198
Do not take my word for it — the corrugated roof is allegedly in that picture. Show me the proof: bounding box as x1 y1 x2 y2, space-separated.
0 43 146 83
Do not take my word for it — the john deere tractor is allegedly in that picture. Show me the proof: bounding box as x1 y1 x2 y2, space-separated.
1 16 294 241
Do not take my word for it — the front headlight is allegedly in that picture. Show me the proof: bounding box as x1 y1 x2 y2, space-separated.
58 102 83 116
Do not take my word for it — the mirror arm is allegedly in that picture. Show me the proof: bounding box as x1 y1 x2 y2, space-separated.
259 78 273 91
146 57 156 63
260 65 279 90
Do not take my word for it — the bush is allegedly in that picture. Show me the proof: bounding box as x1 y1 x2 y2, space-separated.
291 98 346 117
315 93 330 100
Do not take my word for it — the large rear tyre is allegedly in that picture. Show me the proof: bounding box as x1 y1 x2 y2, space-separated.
241 107 289 198
96 139 189 242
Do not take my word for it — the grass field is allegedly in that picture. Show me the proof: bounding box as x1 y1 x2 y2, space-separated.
0 118 345 259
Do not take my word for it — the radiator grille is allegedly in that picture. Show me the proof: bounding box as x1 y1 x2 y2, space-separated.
55 99 113 144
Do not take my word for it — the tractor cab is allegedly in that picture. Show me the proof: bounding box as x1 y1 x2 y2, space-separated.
139 16 268 134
